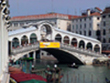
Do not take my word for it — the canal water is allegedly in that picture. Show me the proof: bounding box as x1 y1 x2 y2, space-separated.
26 59 110 83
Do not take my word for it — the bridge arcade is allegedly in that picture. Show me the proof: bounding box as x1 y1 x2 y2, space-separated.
8 21 101 53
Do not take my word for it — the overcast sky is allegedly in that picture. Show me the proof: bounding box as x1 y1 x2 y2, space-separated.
9 0 110 17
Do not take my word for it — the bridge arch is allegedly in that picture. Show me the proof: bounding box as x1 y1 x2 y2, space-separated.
38 22 53 40
55 34 62 42
63 36 70 44
12 37 19 48
86 42 92 50
94 44 100 52
71 38 77 47
79 40 85 49
21 35 28 46
41 48 84 65
30 33 37 44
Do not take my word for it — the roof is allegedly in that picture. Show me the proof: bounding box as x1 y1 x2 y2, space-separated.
11 13 79 21
102 7 110 14
54 28 101 43
73 12 101 19
8 26 37 36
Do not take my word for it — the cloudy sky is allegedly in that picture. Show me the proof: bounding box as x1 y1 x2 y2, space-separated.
9 0 110 17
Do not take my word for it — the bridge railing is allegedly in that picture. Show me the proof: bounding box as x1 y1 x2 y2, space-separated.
11 42 104 57
11 42 39 55
60 43 104 57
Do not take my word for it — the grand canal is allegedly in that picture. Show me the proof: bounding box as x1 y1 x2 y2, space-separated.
28 59 110 83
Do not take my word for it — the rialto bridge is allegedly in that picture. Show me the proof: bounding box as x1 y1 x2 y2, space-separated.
8 21 108 65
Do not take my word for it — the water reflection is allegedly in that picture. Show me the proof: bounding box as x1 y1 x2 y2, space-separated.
33 60 110 83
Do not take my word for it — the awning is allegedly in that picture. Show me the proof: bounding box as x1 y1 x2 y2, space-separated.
20 79 46 83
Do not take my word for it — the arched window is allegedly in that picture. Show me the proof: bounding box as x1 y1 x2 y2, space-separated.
30 33 37 44
71 38 77 47
12 38 19 48
86 42 92 50
55 34 62 42
94 44 100 52
21 35 28 46
63 36 69 44
79 40 85 49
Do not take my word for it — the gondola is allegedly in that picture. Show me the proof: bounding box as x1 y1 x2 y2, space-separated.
68 65 79 69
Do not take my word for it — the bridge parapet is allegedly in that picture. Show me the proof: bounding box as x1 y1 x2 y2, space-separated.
11 42 104 57
11 42 39 55
60 43 103 57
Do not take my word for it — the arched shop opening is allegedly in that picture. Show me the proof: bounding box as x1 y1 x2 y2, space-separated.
30 33 37 44
55 34 62 42
21 35 28 46
63 36 70 44
86 42 92 50
79 40 85 49
94 44 100 52
12 38 19 48
71 38 77 47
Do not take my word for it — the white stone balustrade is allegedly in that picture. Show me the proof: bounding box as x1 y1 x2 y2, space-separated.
11 43 39 55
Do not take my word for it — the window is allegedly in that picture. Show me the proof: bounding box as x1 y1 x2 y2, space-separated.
109 14 110 17
89 17 91 20
89 23 91 28
20 22 24 26
102 15 106 18
72 25 74 29
109 29 110 33
103 38 106 43
97 17 100 20
96 30 100 36
80 19 82 22
84 18 86 21
103 21 106 26
88 30 91 36
76 25 78 29
97 38 101 41
14 23 18 27
80 24 82 29
76 19 78 22
109 38 110 43
84 23 86 28
80 31 82 34
84 31 86 36
72 20 74 22
103 29 106 35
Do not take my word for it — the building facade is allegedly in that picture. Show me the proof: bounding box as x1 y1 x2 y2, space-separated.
101 7 110 51
72 7 102 40
10 13 78 32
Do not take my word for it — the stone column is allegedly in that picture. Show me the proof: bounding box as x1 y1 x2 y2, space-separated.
33 51 36 60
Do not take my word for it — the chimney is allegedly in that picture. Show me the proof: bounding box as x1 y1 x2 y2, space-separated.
87 9 91 16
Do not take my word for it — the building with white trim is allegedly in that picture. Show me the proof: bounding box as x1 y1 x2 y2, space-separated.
10 13 78 32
